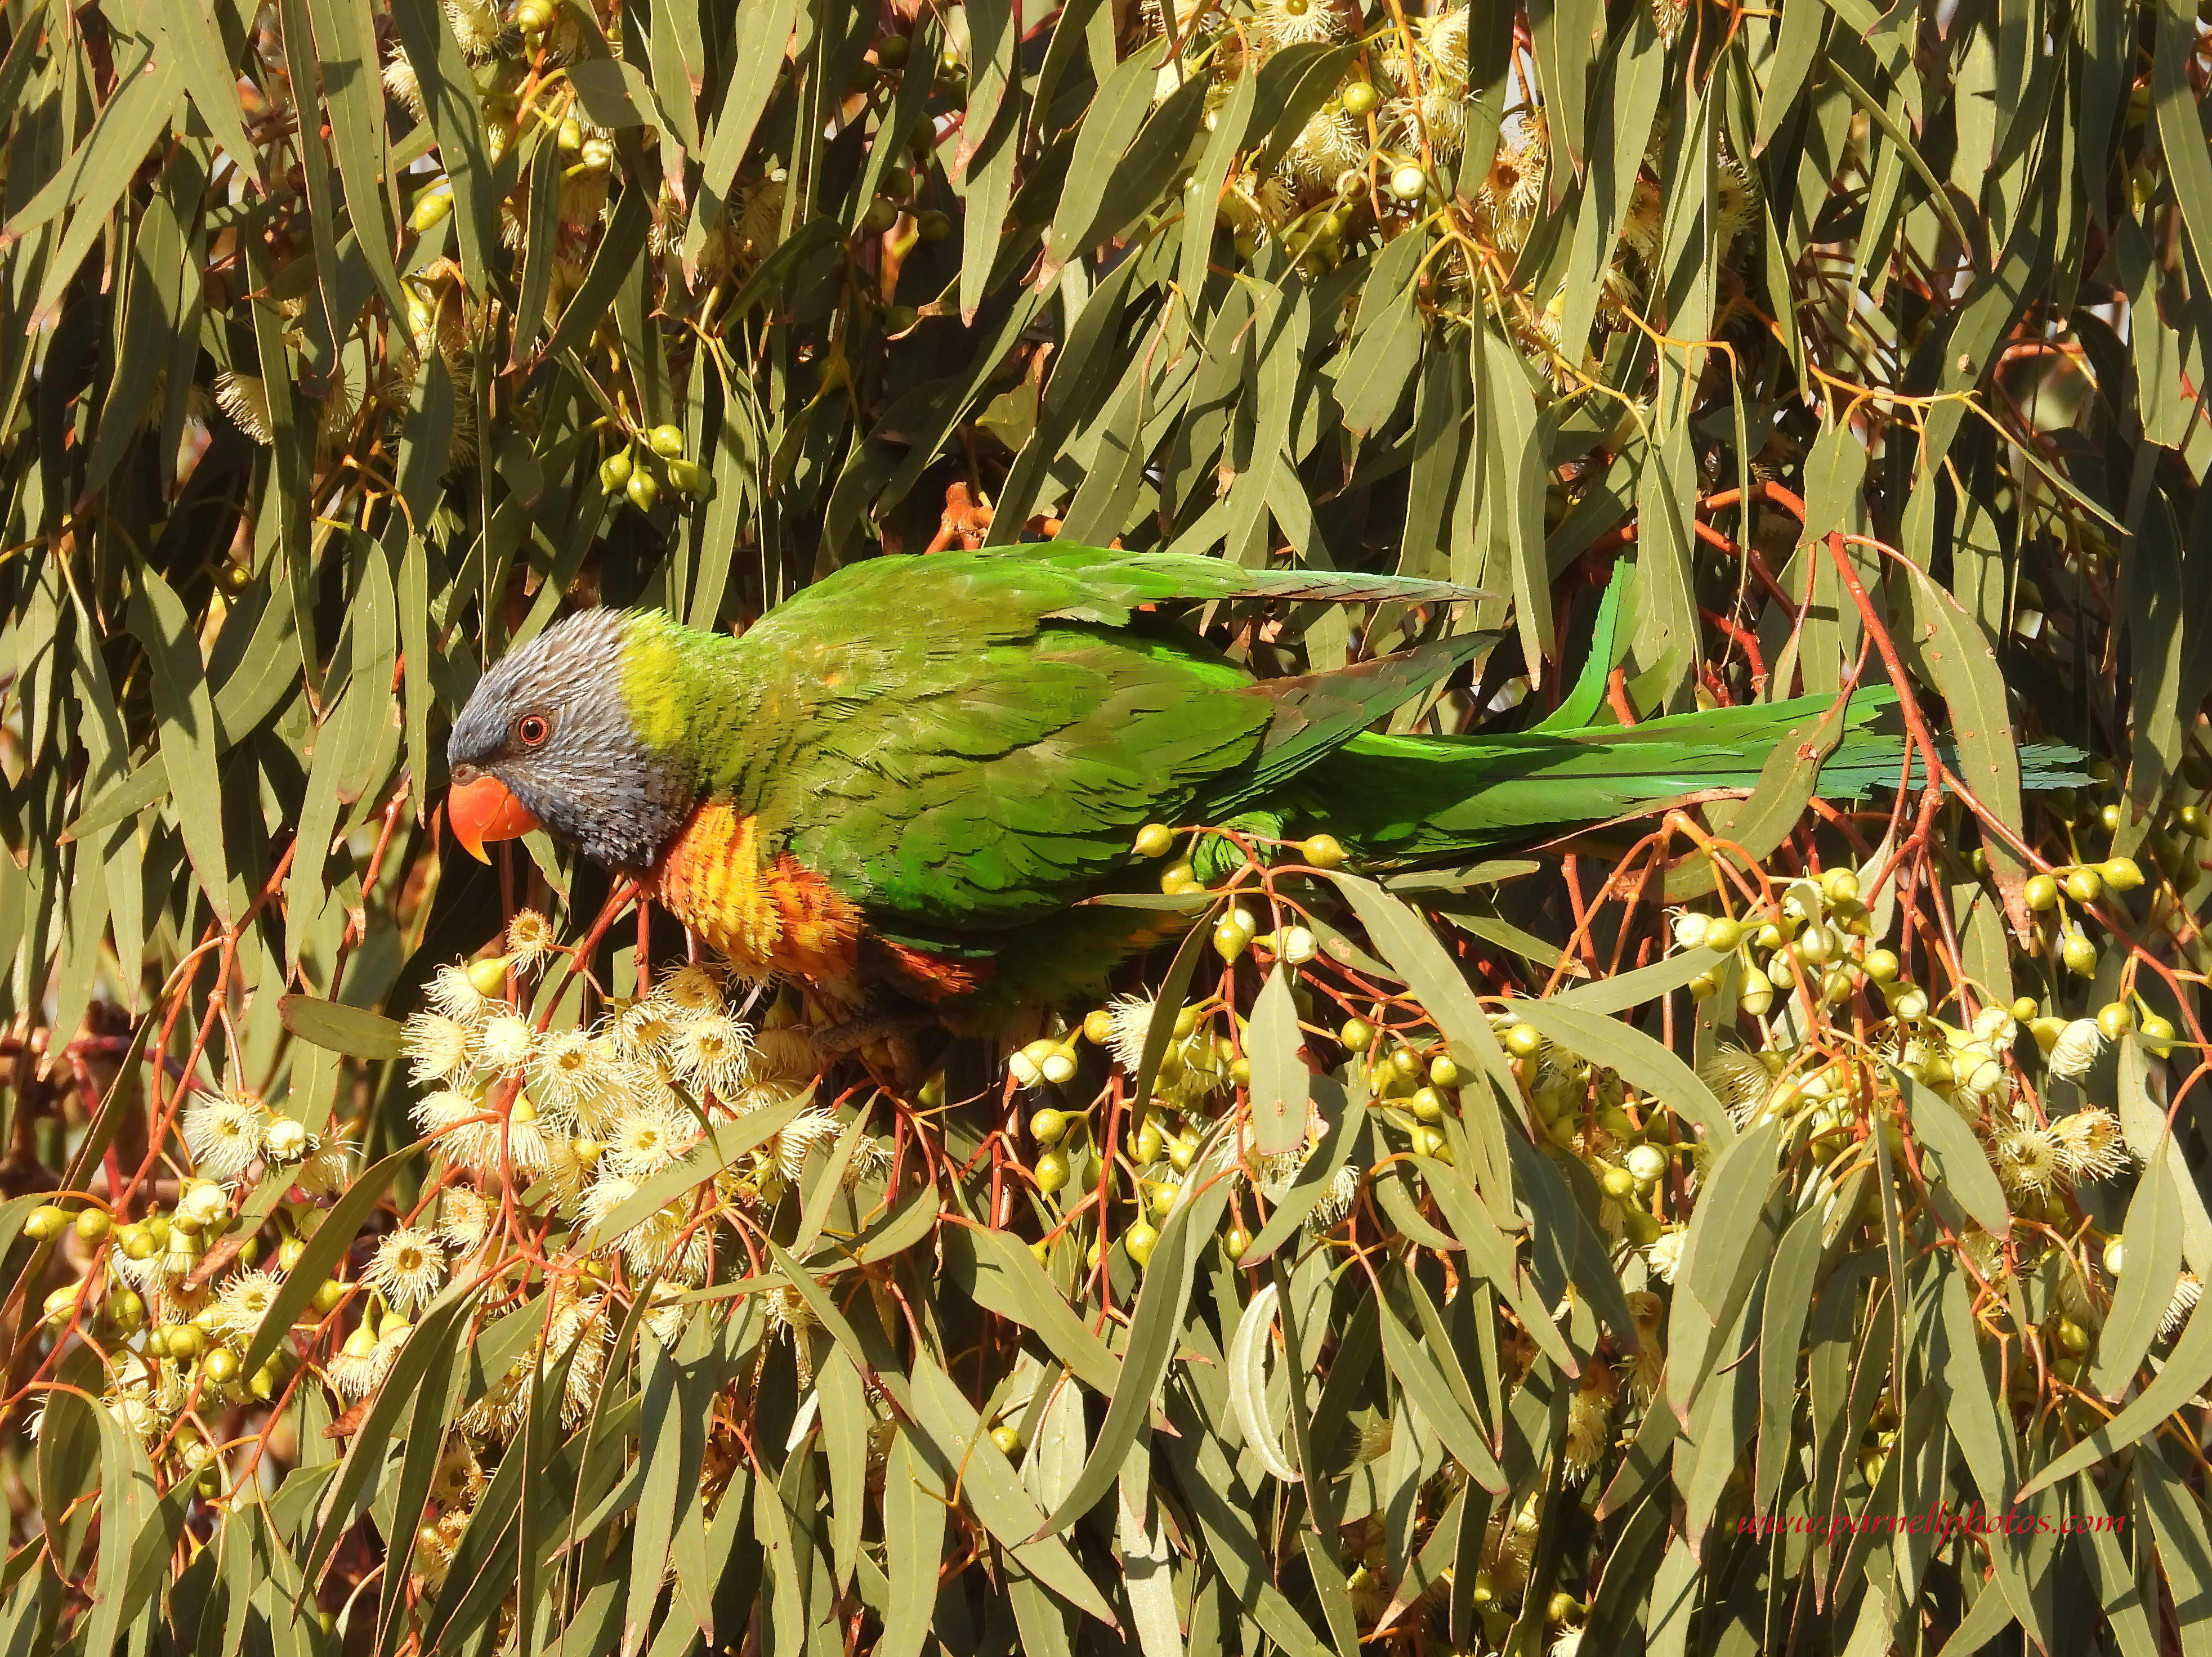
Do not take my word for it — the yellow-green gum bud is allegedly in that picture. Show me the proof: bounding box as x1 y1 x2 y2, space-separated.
2023 874 2059 911
1428 1055 1460 1089
73 1209 110 1243
1124 1219 1160 1266
2097 1002 2136 1041
1035 1149 1070 1195
41 1286 77 1325
466 956 511 997
1822 868 1861 904
1132 822 1175 859
2139 1010 2178 1056
407 178 455 232
1301 834 1346 868
1503 1022 1544 1059
1339 1017 1374 1051
647 424 686 457
2064 867 2104 904
1134 1120 1164 1163
600 450 634 493
625 470 661 512
1704 916 1742 951
1223 1224 1252 1260
1410 1087 1446 1122
990 1424 1022 1455
311 1279 347 1316
2102 856 2146 892
2061 928 2099 976
1030 1109 1067 1145
24 1206 66 1241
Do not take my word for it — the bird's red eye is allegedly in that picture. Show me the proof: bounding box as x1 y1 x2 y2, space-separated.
516 714 551 748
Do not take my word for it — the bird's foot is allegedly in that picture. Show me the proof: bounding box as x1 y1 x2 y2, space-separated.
812 1012 932 1056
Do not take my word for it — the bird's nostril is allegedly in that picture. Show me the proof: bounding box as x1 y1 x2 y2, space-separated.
451 763 479 787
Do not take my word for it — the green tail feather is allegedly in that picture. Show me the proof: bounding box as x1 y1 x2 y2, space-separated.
1298 688 2088 861
1279 562 2088 860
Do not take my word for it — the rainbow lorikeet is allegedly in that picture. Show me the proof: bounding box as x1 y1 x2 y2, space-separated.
440 544 1950 1012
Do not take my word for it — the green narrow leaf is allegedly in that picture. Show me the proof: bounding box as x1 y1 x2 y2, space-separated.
584 1090 810 1250
1885 552 2032 930
1178 65 1259 303
1902 1074 2010 1235
877 1433 942 1657
1511 997 1735 1146
279 994 403 1060
129 566 234 925
82 1399 162 1657
817 1347 869 1592
623 1337 693 1656
1335 233 1426 437
18 51 183 328
2093 1141 2186 1398
960 1227 1124 1394
1245 964 1309 1159
1377 1273 1506 1488
242 1146 419 1381
904 1356 1119 1624
1476 329 1554 680
154 4 257 174
1035 1173 1232 1533
303 0 406 316
390 0 496 288
1241 1074 1355 1264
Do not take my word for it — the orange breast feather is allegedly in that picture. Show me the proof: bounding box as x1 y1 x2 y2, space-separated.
652 805 863 982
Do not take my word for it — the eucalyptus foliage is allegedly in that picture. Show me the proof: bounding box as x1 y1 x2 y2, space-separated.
3 0 2212 1651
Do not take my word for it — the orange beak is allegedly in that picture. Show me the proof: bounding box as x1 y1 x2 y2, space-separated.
446 774 540 863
